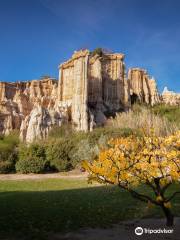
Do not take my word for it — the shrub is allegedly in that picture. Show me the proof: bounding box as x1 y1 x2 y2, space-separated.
90 48 113 57
48 124 74 139
46 126 137 170
16 144 47 173
91 48 104 57
71 139 100 168
0 132 19 173
0 149 18 174
151 104 180 126
87 127 134 146
46 139 74 171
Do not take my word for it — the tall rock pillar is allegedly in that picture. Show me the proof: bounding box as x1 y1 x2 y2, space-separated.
59 50 90 131
101 53 128 111
72 51 89 131
128 68 160 105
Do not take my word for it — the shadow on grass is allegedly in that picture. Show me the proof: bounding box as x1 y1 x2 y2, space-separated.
0 185 179 240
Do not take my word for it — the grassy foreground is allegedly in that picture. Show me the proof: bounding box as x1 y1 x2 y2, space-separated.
0 178 179 240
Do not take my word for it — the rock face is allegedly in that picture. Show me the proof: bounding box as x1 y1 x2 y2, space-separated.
128 68 160 105
1 48 175 142
162 87 180 106
0 78 64 142
58 49 130 131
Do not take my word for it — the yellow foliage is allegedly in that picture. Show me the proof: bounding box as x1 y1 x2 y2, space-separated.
83 130 180 207
156 195 163 202
164 202 172 209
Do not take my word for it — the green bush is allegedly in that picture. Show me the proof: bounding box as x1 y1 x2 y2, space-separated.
87 127 134 145
46 139 74 171
90 48 104 57
16 144 47 173
48 123 74 139
151 104 180 125
46 137 91 171
0 150 18 173
0 132 19 173
46 126 136 171
71 128 135 166
71 138 100 167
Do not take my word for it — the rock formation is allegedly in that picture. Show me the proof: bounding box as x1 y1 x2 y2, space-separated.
0 78 64 142
58 49 130 132
0 48 177 142
162 87 180 106
128 68 160 105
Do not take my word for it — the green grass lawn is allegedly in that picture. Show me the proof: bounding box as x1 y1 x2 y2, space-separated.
0 178 179 240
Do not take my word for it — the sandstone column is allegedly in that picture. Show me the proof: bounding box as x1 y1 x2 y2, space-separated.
71 50 89 131
128 68 160 105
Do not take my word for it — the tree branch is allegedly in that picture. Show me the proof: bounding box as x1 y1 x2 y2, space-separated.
166 191 180 202
128 188 159 205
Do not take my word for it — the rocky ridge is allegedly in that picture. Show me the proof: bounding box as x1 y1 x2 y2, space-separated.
162 87 180 106
0 78 64 141
0 49 178 142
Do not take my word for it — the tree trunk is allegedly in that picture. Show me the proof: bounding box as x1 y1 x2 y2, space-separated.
162 205 174 226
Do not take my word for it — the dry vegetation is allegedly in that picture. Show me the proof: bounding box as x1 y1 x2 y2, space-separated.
107 104 179 136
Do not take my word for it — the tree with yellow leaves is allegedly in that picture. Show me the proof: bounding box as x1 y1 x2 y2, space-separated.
83 130 180 226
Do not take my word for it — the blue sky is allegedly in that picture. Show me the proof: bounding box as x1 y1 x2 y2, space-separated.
0 0 180 92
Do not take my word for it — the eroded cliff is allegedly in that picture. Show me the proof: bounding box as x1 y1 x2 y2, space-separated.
0 48 176 142
162 87 180 106
0 78 64 142
128 68 160 105
58 49 130 132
